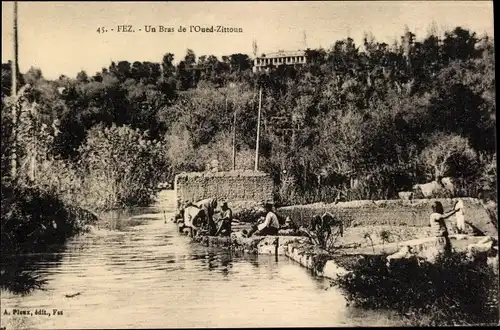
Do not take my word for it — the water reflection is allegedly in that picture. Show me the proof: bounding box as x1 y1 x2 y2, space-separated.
0 246 66 295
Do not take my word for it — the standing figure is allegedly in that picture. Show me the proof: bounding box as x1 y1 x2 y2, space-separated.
194 198 218 236
429 201 461 254
454 199 466 234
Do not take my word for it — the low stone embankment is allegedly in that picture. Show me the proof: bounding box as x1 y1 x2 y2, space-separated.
183 226 497 281
191 232 309 255
181 228 353 280
185 231 354 280
284 243 351 279
278 197 497 237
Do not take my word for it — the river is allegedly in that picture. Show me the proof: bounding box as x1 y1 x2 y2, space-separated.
1 190 403 329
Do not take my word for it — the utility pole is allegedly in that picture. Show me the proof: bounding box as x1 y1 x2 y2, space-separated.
252 39 258 58
11 1 19 181
30 103 37 182
232 106 237 171
254 87 262 171
227 82 237 171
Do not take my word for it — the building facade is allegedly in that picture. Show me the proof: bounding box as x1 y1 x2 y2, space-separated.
253 50 307 73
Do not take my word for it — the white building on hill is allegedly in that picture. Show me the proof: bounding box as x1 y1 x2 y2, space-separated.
253 50 307 72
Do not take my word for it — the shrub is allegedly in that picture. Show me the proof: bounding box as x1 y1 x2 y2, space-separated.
332 252 499 326
419 133 478 182
78 124 169 210
1 183 97 255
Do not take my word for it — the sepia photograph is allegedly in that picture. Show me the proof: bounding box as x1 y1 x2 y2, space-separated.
1 1 498 328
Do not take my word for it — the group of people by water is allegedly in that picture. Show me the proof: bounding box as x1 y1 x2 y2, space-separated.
174 198 285 238
174 195 474 253
173 197 345 247
175 198 231 237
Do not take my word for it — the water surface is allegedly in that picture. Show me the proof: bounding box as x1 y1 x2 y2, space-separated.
1 191 402 328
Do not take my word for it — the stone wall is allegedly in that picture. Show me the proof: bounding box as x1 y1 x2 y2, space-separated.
174 170 275 211
278 198 497 236
285 243 350 279
191 233 309 256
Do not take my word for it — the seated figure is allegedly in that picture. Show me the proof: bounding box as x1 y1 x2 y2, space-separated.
243 202 279 237
214 202 232 237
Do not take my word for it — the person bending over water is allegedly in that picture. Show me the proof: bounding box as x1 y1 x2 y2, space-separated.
194 198 218 236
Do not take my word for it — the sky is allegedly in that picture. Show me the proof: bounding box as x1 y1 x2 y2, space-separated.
1 1 495 80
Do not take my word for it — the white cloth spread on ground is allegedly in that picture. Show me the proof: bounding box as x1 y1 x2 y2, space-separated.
257 212 280 231
454 199 465 231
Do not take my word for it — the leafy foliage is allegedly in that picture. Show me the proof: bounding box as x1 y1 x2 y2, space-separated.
78 124 169 209
1 25 496 208
332 253 499 326
1 182 97 255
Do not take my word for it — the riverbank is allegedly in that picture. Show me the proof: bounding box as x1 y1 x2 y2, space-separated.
331 250 499 326
183 228 499 326
0 183 98 257
174 190 498 326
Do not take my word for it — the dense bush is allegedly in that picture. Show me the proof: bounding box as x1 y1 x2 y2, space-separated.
332 252 499 326
78 124 169 210
0 183 97 256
